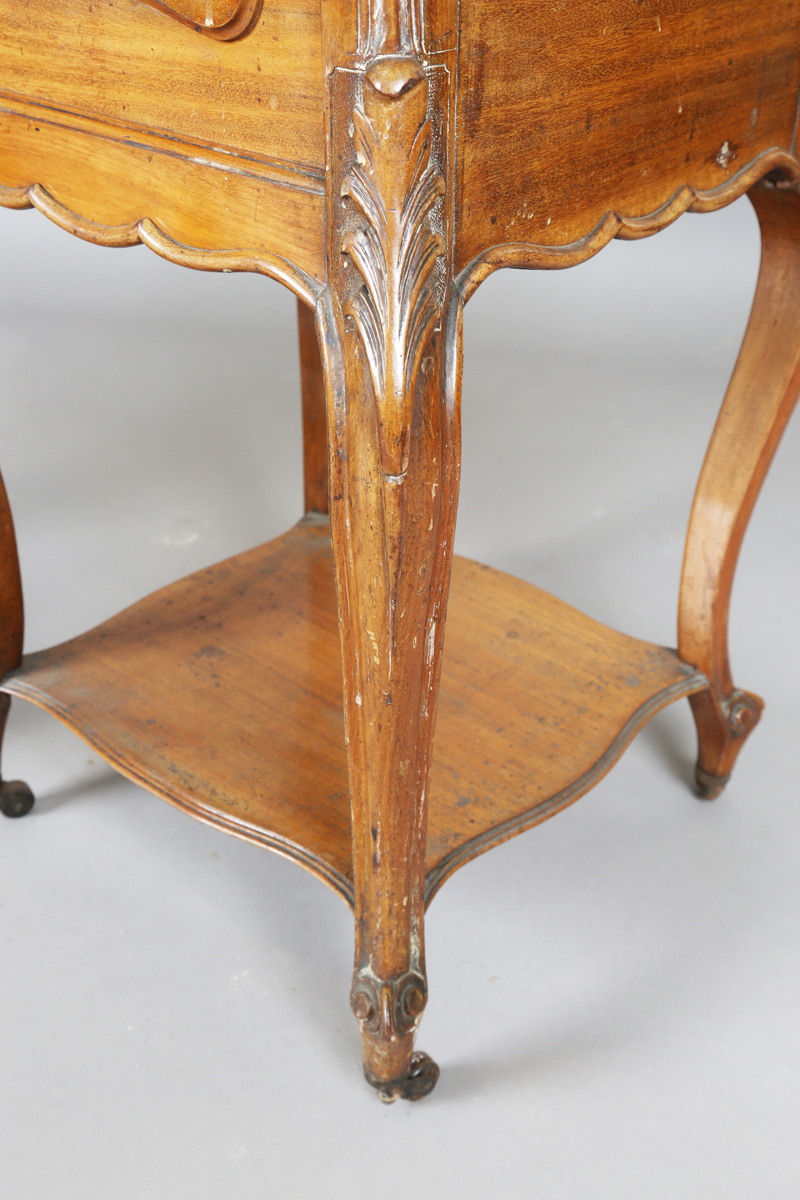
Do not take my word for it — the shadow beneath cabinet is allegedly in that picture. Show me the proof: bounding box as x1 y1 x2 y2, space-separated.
635 705 697 793
31 764 132 814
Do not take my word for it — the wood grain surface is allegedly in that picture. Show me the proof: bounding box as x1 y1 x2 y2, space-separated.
0 521 706 905
455 0 800 276
0 106 324 295
0 0 323 165
3 2 799 303
319 29 461 1092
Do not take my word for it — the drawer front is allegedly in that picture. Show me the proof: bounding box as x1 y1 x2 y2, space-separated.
0 0 324 168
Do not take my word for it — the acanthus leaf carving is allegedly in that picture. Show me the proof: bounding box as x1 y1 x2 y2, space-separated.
340 58 445 482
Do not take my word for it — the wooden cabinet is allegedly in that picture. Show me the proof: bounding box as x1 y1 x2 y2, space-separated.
1 0 798 1101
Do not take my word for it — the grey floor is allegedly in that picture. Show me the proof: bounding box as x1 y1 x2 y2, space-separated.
0 195 798 1199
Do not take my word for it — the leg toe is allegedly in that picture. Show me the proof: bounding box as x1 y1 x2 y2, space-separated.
695 766 730 800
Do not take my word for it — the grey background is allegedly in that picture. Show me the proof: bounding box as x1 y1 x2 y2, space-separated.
0 194 798 1198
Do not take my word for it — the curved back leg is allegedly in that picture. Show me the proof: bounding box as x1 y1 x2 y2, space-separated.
679 182 800 798
0 469 33 817
297 298 329 516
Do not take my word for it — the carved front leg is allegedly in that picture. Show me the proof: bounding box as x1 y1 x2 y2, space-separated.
319 55 460 1100
679 182 800 798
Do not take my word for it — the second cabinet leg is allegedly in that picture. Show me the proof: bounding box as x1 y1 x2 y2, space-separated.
319 284 462 1099
679 182 800 797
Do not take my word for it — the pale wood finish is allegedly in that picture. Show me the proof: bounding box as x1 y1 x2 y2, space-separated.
0 103 324 296
0 0 798 1100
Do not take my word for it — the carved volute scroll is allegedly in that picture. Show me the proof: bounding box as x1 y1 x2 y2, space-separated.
320 13 459 1100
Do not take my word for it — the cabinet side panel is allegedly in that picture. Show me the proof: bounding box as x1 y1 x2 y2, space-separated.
455 0 800 272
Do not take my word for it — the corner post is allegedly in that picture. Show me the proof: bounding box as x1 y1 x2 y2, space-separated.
319 0 460 1100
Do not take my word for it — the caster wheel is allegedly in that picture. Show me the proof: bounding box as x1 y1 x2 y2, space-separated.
399 1051 440 1101
0 779 35 818
372 1051 440 1102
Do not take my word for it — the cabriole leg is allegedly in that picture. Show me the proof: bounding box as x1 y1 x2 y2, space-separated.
0 469 33 817
319 47 461 1099
679 182 800 798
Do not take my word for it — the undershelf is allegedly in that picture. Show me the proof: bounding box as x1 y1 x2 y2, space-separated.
1 518 707 906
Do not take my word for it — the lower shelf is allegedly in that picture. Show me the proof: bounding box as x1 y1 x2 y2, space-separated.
1 518 707 905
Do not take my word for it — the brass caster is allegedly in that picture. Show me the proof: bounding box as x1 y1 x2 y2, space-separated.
695 766 730 800
371 1052 440 1103
0 779 35 818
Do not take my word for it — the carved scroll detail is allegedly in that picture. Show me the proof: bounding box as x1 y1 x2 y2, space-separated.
350 969 438 1100
351 968 427 1036
340 59 445 480
720 689 763 737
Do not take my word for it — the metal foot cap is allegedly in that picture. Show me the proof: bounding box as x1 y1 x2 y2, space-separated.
696 766 730 800
371 1052 440 1103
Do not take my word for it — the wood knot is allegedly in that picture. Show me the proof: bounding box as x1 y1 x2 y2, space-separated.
365 57 426 101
